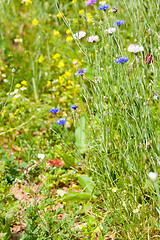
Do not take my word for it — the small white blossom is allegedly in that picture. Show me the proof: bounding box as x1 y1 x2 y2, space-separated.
127 44 144 53
38 153 45 160
73 31 86 40
148 172 158 182
88 35 99 43
14 94 21 99
20 87 27 91
133 209 139 213
105 28 116 35
3 79 8 82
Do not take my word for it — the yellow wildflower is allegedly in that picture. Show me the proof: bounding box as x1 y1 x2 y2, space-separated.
59 76 65 84
79 9 84 15
32 18 39 25
73 19 78 23
57 12 63 20
21 80 27 85
47 81 51 86
66 36 73 42
66 86 72 89
64 70 71 78
66 29 71 34
38 56 44 63
21 0 32 5
87 13 93 23
53 30 60 37
68 80 73 85
72 0 77 4
15 83 21 88
58 60 64 68
53 53 61 60
73 59 78 63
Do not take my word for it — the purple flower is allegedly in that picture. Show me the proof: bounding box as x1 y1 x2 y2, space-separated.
98 4 109 11
115 57 129 64
75 68 87 77
49 108 60 114
71 105 78 110
56 118 67 125
86 0 98 6
113 20 124 27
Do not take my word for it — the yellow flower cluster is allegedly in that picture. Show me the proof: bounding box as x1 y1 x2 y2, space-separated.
66 29 71 35
53 53 61 61
38 56 44 63
66 29 73 42
57 12 63 20
72 0 77 4
66 36 73 42
79 9 84 15
32 18 39 25
21 80 27 85
53 30 60 37
58 60 64 68
87 13 93 24
21 0 32 5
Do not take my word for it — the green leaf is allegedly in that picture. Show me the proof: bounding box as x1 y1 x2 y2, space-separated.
59 192 96 202
75 116 88 153
78 175 94 194
62 154 75 168
3 211 14 240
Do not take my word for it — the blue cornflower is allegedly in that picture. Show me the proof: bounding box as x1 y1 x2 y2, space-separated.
56 118 67 125
49 108 60 114
113 20 124 27
75 68 87 77
71 105 78 110
115 57 129 64
98 4 109 11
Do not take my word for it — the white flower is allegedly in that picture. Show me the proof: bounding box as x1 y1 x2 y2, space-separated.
133 209 139 213
112 187 117 192
2 74 6 78
3 79 8 82
148 172 158 182
99 1 106 5
14 94 21 99
14 38 23 43
38 153 45 160
127 44 144 53
73 31 86 40
88 35 99 43
13 89 19 94
105 28 116 35
20 87 27 91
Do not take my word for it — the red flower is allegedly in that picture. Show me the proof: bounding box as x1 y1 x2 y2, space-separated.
49 158 65 167
49 159 54 166
145 54 153 64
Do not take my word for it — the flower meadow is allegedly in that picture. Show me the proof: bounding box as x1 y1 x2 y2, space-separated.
0 0 160 239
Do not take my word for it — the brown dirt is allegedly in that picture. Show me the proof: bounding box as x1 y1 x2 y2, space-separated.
9 182 44 240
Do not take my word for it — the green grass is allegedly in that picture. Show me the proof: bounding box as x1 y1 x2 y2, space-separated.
0 0 160 239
